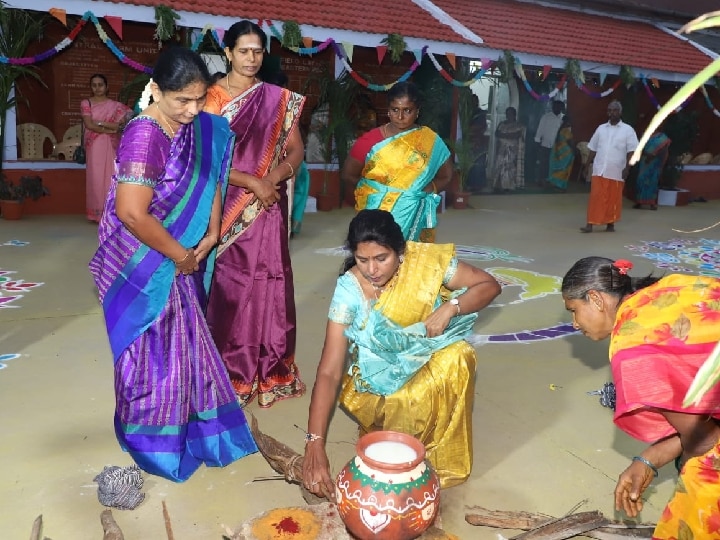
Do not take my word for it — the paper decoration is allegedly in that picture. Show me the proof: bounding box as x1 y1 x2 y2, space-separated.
376 45 387 64
343 42 354 62
446 52 456 70
413 49 422 64
302 36 313 49
104 16 123 40
480 58 491 70
599 72 607 85
216 28 225 46
49 8 67 27
651 77 659 88
542 64 551 80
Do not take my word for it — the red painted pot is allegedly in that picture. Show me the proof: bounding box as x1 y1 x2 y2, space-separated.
335 430 440 540
0 200 24 220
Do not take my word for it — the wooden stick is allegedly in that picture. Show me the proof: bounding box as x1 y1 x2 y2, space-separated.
162 500 175 540
30 515 43 540
100 509 125 540
510 511 608 540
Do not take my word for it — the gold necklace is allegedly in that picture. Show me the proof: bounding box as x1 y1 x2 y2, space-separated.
155 103 175 139
368 264 401 300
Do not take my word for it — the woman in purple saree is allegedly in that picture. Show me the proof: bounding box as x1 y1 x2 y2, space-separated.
89 48 257 482
205 21 306 408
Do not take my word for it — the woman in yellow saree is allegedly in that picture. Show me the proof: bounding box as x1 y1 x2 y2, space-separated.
562 257 720 538
342 83 453 242
301 210 501 498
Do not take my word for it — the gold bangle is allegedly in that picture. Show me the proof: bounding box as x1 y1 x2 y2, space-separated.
285 161 295 178
174 249 191 265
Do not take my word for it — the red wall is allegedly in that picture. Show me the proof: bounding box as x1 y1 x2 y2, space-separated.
4 168 85 215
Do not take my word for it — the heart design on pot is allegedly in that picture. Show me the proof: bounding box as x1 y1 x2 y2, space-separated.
360 508 391 533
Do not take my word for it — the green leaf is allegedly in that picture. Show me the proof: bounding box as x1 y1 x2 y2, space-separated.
679 11 720 33
683 340 720 407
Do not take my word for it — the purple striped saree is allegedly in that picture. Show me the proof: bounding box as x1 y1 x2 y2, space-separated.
89 113 257 482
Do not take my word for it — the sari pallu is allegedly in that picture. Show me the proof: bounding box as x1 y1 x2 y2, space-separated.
206 82 306 408
336 242 478 488
354 127 449 242
609 274 720 539
89 113 257 482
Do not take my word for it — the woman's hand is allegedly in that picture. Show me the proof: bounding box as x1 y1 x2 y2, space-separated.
193 235 217 264
302 442 335 500
614 460 654 517
424 302 455 337
174 248 199 276
250 177 280 208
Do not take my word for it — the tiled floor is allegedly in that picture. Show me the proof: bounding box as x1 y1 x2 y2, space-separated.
1 191 717 538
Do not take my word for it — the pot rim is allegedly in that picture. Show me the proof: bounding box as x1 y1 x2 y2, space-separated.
356 430 425 472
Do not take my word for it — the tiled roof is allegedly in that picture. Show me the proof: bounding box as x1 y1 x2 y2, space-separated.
432 0 712 74
112 0 473 44
109 0 713 74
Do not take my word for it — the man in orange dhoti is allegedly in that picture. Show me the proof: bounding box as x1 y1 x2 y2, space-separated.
580 101 638 233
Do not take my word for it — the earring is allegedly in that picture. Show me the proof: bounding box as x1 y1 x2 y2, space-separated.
399 255 405 263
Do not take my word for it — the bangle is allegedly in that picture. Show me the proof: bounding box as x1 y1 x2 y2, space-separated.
284 161 295 179
174 249 191 265
304 432 323 444
632 456 658 477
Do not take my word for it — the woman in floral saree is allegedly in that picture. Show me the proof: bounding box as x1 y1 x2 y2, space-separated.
342 82 452 242
562 257 720 538
301 210 501 499
88 47 257 482
204 21 306 408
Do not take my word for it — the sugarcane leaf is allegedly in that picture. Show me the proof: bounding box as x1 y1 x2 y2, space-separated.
680 11 720 34
630 57 720 165
683 340 720 407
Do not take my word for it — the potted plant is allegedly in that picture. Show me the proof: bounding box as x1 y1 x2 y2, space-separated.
0 174 49 219
304 69 360 210
446 84 478 209
0 3 46 173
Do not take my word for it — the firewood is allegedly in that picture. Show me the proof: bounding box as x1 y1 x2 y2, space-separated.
510 511 608 540
162 501 175 540
100 509 124 540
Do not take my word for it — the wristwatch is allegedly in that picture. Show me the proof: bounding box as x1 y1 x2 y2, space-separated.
449 297 460 316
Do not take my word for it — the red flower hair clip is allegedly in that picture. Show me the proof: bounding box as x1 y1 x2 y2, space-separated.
612 259 633 275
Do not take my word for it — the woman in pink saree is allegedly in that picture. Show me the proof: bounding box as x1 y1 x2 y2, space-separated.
205 21 306 408
81 74 133 222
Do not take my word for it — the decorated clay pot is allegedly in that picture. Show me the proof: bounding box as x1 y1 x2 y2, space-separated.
335 430 440 540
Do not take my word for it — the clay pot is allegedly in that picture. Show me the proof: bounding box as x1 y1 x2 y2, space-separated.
0 200 24 220
336 430 440 540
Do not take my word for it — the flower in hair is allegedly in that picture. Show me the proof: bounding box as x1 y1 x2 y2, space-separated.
612 259 633 275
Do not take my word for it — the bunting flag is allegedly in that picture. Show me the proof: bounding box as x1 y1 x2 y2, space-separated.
413 49 422 64
376 45 387 64
542 64 551 80
104 16 123 40
651 77 660 88
480 58 491 70
599 72 607 85
342 42 354 62
216 28 225 46
445 52 456 70
302 36 313 49
49 8 67 27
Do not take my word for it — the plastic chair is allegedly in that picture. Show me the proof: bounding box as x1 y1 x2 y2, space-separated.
16 123 57 159
51 124 82 160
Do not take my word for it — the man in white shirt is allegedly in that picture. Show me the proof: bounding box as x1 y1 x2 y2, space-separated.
580 100 638 233
534 100 564 183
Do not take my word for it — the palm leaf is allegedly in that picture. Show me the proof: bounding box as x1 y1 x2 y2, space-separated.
679 11 720 33
683 340 720 407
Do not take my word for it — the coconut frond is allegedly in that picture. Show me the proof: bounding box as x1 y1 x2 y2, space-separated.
381 33 407 63
281 20 302 49
153 5 180 43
